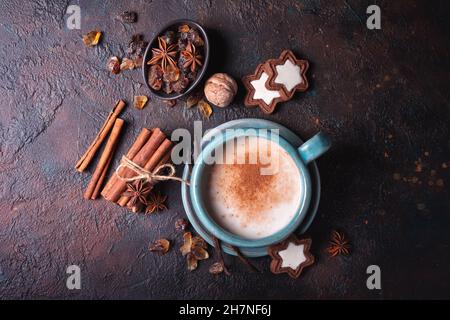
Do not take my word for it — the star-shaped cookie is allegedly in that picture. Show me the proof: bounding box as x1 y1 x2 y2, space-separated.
242 62 288 114
266 50 309 99
268 236 314 279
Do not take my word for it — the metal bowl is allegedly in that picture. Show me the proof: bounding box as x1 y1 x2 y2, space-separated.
142 19 210 100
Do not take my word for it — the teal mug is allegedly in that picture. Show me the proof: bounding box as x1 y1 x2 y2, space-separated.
190 129 331 248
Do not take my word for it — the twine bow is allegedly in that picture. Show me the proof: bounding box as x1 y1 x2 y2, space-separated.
115 155 189 185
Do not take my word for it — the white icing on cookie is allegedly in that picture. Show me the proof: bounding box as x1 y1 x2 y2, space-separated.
275 59 302 92
279 242 306 269
250 72 280 105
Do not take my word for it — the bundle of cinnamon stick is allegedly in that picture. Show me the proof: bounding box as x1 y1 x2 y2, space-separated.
101 127 173 212
76 100 126 200
75 99 174 211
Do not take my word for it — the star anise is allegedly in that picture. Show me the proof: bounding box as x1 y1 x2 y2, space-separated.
181 43 202 73
122 180 151 207
147 37 178 72
326 230 351 257
145 192 168 214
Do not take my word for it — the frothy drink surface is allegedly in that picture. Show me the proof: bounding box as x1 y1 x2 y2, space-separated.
202 136 302 239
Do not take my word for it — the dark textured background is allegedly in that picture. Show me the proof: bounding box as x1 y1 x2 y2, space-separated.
0 0 449 299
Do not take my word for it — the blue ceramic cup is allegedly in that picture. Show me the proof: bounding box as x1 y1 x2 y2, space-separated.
190 129 331 248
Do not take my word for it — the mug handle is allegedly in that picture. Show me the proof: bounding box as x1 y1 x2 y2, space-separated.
297 132 331 164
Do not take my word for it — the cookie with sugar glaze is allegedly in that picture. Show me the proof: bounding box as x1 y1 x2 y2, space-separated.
242 62 289 114
268 236 315 279
266 50 309 99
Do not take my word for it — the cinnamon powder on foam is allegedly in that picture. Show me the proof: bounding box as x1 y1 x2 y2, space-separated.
208 154 289 228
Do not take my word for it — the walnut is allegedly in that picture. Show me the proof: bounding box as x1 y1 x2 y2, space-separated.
204 73 237 107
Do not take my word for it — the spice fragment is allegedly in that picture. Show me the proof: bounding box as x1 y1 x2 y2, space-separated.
107 56 121 74
120 58 136 71
125 34 148 68
148 65 164 90
118 11 137 23
178 24 190 33
180 232 192 256
133 95 149 110
175 218 189 232
165 99 177 108
149 239 170 255
186 253 198 271
172 76 189 93
192 235 208 249
198 100 212 118
417 203 426 210
83 31 102 47
209 262 224 275
180 232 209 271
186 93 201 108
192 246 209 260
163 65 181 82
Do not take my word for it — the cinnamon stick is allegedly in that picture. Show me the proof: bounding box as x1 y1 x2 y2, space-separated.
103 128 166 203
213 236 231 276
91 153 113 199
144 139 174 171
84 118 124 200
155 145 173 168
123 144 174 212
101 128 152 199
230 245 261 273
76 100 126 172
119 138 173 207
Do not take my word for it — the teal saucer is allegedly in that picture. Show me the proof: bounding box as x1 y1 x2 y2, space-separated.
181 119 321 257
